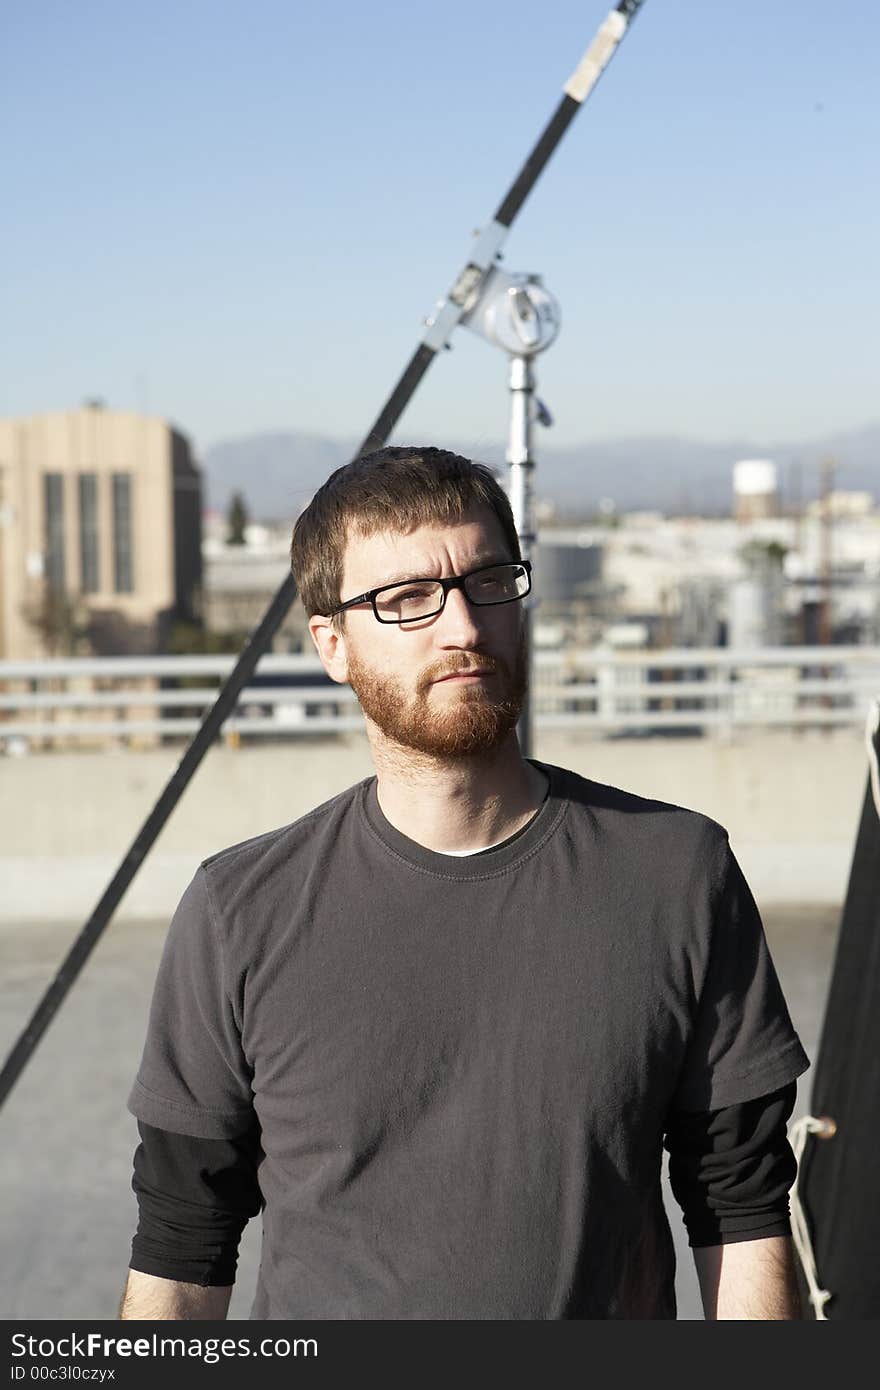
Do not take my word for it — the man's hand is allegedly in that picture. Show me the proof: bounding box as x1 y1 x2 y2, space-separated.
692 1236 803 1319
118 1270 233 1320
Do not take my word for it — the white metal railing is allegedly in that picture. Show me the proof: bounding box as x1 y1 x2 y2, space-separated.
0 646 878 747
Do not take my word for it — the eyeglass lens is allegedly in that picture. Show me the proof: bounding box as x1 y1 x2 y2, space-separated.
375 564 528 623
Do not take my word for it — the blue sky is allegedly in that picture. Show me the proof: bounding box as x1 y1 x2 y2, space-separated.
3 0 878 457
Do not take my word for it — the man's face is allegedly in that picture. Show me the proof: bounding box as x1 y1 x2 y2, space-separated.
314 505 528 759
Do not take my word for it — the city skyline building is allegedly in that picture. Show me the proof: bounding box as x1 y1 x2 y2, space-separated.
0 404 202 659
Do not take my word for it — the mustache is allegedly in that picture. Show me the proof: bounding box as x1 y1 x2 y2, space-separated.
425 658 501 685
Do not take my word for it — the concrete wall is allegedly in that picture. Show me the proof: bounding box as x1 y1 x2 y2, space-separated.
0 727 867 921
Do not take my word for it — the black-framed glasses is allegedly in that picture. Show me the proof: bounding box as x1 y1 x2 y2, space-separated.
328 560 532 625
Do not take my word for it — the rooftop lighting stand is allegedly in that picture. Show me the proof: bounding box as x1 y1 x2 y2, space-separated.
460 271 561 757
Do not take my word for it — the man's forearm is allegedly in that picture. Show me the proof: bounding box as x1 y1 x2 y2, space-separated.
118 1270 233 1321
692 1235 803 1320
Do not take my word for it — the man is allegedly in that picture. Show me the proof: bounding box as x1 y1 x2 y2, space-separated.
120 446 809 1320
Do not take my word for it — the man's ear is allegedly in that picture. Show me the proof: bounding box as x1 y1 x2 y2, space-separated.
308 613 350 685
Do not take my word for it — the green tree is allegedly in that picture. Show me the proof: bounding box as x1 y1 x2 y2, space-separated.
21 584 91 657
167 621 246 658
226 491 249 546
738 539 788 572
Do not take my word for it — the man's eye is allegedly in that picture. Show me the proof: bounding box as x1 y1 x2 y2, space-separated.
397 587 434 603
473 574 506 593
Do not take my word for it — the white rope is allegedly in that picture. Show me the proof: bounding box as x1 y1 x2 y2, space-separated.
788 1114 836 1319
866 698 880 822
787 699 880 1319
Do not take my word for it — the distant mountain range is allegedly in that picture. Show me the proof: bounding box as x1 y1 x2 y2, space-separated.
200 422 880 523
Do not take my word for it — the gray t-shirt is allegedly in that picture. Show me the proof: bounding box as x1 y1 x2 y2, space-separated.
128 759 809 1319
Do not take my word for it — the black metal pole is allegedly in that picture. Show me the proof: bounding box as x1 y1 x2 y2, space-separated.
0 0 648 1113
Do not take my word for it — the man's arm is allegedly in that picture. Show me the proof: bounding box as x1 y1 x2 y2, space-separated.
122 1120 262 1322
119 1270 232 1321
692 1235 802 1320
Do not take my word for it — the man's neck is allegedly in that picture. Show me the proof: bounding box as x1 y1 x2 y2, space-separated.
370 732 548 854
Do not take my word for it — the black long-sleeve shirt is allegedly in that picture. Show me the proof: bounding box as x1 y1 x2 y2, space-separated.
130 1082 798 1287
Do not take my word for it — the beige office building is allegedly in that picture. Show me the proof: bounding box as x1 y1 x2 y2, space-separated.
0 405 202 659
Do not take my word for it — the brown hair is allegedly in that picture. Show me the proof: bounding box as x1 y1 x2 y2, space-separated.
290 446 520 624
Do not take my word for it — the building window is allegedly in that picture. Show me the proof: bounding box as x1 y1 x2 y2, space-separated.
44 473 65 592
78 473 99 592
112 472 133 593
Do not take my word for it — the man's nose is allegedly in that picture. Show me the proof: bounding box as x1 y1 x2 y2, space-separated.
437 583 486 644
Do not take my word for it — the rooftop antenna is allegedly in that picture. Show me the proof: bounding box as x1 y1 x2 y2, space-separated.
818 455 836 646
0 1 649 1112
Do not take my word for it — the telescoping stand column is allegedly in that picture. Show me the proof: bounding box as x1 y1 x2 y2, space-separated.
460 268 561 756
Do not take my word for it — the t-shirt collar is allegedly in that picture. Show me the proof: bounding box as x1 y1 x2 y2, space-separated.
359 758 563 879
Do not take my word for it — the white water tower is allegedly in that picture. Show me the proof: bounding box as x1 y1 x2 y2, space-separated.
733 459 779 522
